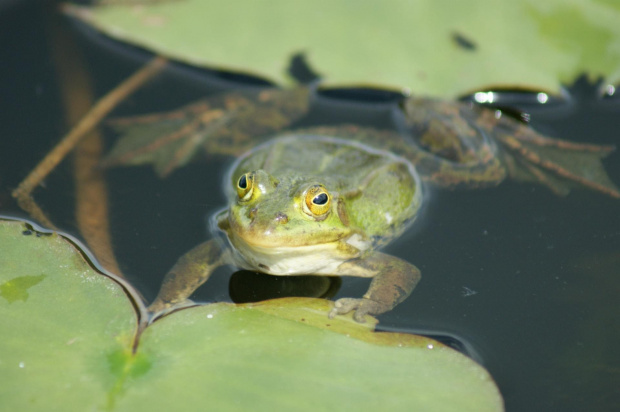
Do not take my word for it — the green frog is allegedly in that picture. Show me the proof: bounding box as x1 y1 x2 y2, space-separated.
150 134 423 321
105 86 619 322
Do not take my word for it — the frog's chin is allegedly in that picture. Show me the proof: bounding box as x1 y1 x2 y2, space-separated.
226 231 368 276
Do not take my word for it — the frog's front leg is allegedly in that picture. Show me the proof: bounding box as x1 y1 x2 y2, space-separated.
329 252 421 322
148 239 229 319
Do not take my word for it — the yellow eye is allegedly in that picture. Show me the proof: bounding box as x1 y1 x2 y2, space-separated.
303 185 331 216
236 173 254 201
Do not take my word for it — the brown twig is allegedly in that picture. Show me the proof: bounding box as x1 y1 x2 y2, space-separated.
12 56 168 229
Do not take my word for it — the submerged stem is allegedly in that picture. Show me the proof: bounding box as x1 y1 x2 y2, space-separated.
12 55 168 228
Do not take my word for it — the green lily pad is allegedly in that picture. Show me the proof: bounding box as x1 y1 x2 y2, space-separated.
128 300 503 411
0 220 138 410
64 0 620 97
0 218 503 411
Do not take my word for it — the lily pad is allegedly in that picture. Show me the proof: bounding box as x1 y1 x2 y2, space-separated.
0 218 503 411
0 220 138 410
64 0 620 97
128 300 503 411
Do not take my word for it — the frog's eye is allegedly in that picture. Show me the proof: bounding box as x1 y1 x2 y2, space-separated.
236 173 254 201
303 185 331 216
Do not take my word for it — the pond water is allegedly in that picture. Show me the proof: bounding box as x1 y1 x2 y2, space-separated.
2 2 619 411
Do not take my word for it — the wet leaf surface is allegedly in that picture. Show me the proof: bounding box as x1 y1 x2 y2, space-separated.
65 0 620 97
0 220 137 410
0 218 503 411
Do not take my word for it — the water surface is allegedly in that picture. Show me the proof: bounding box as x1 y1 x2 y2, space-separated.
1 3 619 411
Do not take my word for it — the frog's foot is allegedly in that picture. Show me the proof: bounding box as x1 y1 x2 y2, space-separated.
103 87 310 178
147 298 196 322
328 297 389 323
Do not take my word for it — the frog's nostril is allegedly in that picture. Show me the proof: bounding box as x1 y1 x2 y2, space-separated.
275 212 288 224
249 207 258 220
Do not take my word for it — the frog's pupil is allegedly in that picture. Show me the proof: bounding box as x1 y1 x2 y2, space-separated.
313 193 328 205
238 174 247 189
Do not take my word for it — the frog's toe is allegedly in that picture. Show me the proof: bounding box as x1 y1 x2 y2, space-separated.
328 298 360 319
329 297 386 323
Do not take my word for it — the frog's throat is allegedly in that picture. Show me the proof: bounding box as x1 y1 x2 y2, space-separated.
226 231 371 276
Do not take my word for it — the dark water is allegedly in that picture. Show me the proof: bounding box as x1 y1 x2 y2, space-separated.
2 2 619 411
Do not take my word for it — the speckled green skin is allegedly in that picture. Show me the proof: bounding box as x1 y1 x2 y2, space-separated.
150 135 422 322
226 135 421 247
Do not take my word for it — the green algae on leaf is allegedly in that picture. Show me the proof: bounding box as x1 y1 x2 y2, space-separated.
105 348 153 410
0 274 46 303
65 0 620 97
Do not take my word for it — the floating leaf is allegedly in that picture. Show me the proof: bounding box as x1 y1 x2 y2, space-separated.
0 218 504 410
123 299 504 411
64 0 620 97
0 220 138 410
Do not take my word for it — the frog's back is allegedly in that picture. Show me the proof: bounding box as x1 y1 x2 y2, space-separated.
230 134 422 246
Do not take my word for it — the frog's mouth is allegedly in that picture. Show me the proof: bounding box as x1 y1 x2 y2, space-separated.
226 229 353 276
230 225 346 249
226 211 348 249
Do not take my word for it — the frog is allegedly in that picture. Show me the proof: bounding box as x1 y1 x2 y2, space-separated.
104 85 619 322
149 134 423 321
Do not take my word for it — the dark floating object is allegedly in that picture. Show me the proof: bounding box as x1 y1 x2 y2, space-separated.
451 31 477 51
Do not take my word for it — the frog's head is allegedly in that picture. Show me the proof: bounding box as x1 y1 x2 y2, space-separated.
225 169 352 248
